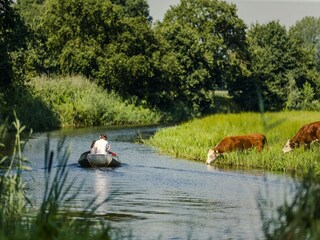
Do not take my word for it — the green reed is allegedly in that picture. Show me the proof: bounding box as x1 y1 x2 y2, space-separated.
147 111 320 174
0 113 29 237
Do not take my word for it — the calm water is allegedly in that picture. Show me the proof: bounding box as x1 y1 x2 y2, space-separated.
22 125 293 240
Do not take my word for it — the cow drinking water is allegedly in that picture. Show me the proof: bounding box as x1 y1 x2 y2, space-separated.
282 121 320 153
206 133 267 165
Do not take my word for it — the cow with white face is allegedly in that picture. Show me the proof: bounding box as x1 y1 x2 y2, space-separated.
206 149 222 164
282 121 320 153
282 140 295 153
206 133 267 165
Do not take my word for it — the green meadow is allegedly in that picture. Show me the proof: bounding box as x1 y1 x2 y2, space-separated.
147 111 320 174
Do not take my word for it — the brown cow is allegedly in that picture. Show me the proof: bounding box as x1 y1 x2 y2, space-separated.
206 133 267 165
282 121 320 153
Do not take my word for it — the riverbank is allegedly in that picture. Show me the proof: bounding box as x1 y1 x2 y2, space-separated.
4 76 166 131
147 111 320 174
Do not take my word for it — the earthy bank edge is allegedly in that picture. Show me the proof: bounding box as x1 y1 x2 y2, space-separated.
146 111 320 174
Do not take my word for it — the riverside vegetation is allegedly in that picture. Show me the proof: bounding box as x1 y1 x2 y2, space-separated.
9 75 165 131
147 111 320 175
2 0 320 131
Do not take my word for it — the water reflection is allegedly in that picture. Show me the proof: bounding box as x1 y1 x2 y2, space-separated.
94 169 111 206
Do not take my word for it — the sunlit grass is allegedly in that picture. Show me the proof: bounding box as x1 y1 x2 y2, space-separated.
30 75 164 128
147 111 320 174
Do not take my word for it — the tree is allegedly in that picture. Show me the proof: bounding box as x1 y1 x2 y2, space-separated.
0 0 16 86
154 0 249 116
1 0 29 86
231 21 319 111
37 0 160 105
111 0 151 21
0 0 45 127
290 16 320 72
15 0 44 28
38 0 113 76
95 15 159 100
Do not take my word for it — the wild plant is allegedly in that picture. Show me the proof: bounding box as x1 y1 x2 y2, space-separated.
0 113 31 237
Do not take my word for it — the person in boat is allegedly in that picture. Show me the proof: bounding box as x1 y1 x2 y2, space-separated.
91 133 111 154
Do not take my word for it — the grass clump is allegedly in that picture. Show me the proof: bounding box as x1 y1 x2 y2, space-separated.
30 75 164 128
147 111 320 174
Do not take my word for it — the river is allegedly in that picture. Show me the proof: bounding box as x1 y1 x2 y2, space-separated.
22 125 293 240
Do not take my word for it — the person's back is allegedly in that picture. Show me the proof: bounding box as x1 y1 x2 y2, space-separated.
92 134 110 154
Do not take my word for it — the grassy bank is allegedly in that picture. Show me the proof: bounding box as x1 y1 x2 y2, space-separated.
10 75 164 131
31 76 164 128
147 111 320 174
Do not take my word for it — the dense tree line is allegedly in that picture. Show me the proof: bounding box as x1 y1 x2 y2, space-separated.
1 0 320 124
230 20 320 111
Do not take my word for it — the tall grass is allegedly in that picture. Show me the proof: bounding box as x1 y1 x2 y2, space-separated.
0 116 123 240
29 75 164 128
147 111 320 174
0 113 30 238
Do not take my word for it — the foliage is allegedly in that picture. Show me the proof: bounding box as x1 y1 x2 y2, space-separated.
0 0 43 129
154 0 249 116
0 0 29 86
0 0 15 86
31 75 164 128
260 168 320 239
3 0 320 128
147 111 320 174
229 21 320 111
34 0 160 106
94 15 159 102
0 114 30 236
290 16 320 72
15 0 44 28
16 0 252 119
7 83 61 131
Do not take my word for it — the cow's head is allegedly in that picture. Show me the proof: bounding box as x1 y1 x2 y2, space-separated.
282 140 294 153
206 149 221 165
